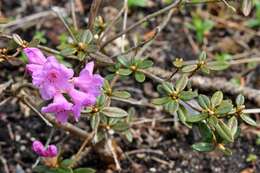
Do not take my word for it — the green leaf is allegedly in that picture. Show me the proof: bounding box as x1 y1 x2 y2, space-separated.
134 71 146 82
246 154 258 162
96 94 106 107
34 166 50 173
215 101 233 115
60 47 77 56
49 168 72 173
177 105 192 128
81 30 93 44
103 80 111 92
228 116 238 137
218 145 232 155
201 66 210 74
198 94 210 109
208 61 229 71
60 159 74 168
186 113 208 123
112 121 129 132
128 0 147 7
74 168 96 173
138 59 153 69
211 91 223 108
124 130 133 143
198 51 207 61
197 122 213 142
179 90 198 101
102 107 128 118
208 116 218 128
90 114 100 130
181 64 198 73
161 82 174 94
164 100 179 114
118 68 132 76
112 91 131 99
215 120 233 142
175 75 188 92
152 97 171 105
192 142 215 152
240 114 257 126
117 56 129 67
236 94 245 106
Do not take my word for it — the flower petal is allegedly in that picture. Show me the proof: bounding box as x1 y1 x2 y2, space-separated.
23 47 46 65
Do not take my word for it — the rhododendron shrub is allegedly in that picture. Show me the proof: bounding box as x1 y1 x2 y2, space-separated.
1 1 258 172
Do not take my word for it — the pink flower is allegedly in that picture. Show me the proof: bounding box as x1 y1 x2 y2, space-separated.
68 88 96 121
32 140 58 157
24 48 104 123
41 94 73 123
32 56 74 100
73 61 104 97
23 48 46 75
44 145 58 157
23 47 46 65
32 140 45 156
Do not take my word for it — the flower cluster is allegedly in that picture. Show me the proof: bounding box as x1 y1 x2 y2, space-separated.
32 140 58 157
23 48 104 123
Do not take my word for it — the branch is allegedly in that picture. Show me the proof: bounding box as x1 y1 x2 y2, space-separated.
88 0 102 31
18 94 90 140
144 67 260 106
100 0 181 49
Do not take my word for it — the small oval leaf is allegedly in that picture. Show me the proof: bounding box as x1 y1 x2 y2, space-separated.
241 113 257 126
102 107 128 118
192 142 215 152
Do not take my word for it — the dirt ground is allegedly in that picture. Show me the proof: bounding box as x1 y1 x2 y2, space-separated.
1 0 260 173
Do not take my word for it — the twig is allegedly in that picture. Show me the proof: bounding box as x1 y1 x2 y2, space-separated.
126 148 164 155
70 0 78 30
121 0 128 53
0 156 9 173
17 94 90 140
88 0 102 31
100 0 181 49
0 11 55 32
107 138 121 170
229 57 260 65
221 0 236 12
111 96 155 108
111 29 159 59
21 96 53 127
183 26 200 54
70 131 95 168
243 109 260 114
136 8 175 58
99 7 125 43
198 11 260 37
52 7 77 42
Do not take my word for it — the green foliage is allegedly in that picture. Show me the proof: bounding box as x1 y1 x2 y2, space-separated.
57 29 97 61
115 56 153 83
128 0 148 8
246 154 258 162
186 14 214 43
246 1 260 28
152 75 197 114
33 31 47 44
192 142 215 152
181 52 229 75
34 158 95 173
